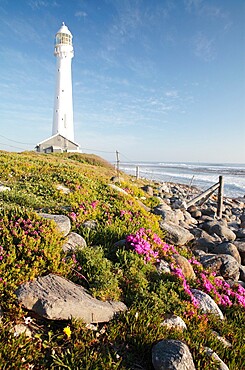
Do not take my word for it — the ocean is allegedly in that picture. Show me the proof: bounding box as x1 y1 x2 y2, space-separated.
120 162 245 199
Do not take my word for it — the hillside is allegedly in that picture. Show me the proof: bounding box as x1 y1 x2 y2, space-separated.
0 151 244 369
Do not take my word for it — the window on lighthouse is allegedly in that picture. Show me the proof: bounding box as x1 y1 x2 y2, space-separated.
55 33 72 46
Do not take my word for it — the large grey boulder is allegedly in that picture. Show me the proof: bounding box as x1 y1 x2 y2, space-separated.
39 213 71 236
199 254 240 281
182 210 197 225
15 274 127 323
159 221 194 246
234 240 245 265
166 210 185 224
62 232 87 252
209 223 236 242
153 205 184 224
191 289 224 320
211 242 241 264
152 339 196 370
191 230 218 253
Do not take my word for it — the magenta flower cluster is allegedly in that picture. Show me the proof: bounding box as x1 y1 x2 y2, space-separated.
170 263 199 308
198 273 245 308
127 228 245 310
7 217 44 239
126 228 159 262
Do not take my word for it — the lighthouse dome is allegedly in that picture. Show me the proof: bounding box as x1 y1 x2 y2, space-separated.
55 22 73 46
57 22 72 36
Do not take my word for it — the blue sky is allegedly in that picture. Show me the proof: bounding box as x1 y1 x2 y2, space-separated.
0 0 244 163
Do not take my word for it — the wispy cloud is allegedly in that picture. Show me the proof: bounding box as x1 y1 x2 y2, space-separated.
165 90 179 98
184 0 232 30
28 0 58 9
75 11 88 18
192 32 216 62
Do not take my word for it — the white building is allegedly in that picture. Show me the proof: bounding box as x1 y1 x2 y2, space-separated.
36 22 79 153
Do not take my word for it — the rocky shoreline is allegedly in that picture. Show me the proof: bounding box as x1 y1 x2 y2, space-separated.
143 181 245 285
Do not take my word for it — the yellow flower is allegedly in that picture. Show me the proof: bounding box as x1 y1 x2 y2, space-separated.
63 326 71 339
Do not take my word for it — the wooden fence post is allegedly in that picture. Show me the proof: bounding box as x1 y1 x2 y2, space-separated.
136 166 139 180
217 175 224 218
116 151 120 179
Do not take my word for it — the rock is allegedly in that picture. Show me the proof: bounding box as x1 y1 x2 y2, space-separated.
211 242 241 264
159 183 170 194
193 249 207 257
204 347 229 370
190 289 224 320
156 259 171 274
154 208 185 224
159 221 194 246
201 207 216 217
0 185 10 192
211 331 232 348
191 230 219 253
172 255 196 280
56 184 71 194
39 213 71 236
239 265 245 282
234 241 245 265
191 209 202 218
199 254 240 281
171 199 187 210
15 274 127 323
209 223 236 242
153 204 173 216
113 239 126 248
240 214 245 223
182 210 198 225
235 228 245 239
82 220 98 229
62 232 87 252
200 215 215 223
152 339 196 370
161 315 187 331
108 184 128 195
110 176 120 183
12 324 32 338
141 185 154 196
137 200 151 212
201 220 227 234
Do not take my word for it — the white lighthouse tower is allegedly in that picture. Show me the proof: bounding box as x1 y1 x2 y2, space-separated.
52 22 74 142
36 23 79 153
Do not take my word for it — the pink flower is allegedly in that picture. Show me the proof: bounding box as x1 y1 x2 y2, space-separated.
91 201 99 209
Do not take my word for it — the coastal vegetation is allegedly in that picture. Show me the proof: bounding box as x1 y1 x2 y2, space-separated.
0 150 244 369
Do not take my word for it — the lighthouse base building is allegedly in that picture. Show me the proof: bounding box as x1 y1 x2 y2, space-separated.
36 133 79 153
36 23 79 153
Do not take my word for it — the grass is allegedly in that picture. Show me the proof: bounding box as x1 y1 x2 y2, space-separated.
0 150 244 369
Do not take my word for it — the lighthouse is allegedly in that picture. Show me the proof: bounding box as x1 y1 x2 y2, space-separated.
36 23 79 153
52 22 74 142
